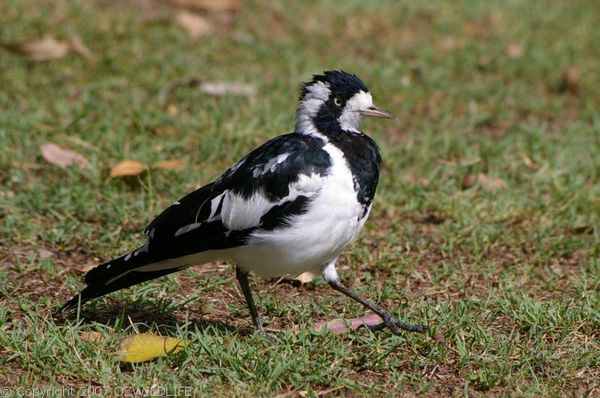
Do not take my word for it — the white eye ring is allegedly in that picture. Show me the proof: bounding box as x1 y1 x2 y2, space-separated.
333 97 342 107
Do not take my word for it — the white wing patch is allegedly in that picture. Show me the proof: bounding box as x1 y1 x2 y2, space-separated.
174 222 203 237
221 172 326 231
252 153 290 177
172 172 326 236
220 190 275 230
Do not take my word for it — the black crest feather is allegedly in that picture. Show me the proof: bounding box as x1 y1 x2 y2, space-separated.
299 70 369 101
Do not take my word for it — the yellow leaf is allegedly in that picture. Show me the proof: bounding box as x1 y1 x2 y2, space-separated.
118 333 185 363
153 159 186 170
109 160 147 178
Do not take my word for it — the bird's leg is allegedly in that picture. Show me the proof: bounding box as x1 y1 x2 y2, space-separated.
322 263 427 334
235 266 274 341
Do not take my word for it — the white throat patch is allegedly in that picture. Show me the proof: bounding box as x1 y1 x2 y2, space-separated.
338 90 373 132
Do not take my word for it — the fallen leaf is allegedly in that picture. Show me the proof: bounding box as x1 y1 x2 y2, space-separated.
109 160 147 178
461 174 478 189
67 35 93 59
315 314 383 334
40 143 92 170
436 36 466 53
1 36 70 61
0 190 15 200
570 225 594 235
477 55 493 69
506 43 524 59
477 173 507 191
158 78 255 104
176 11 213 39
153 159 186 170
75 261 98 273
79 331 105 343
294 272 316 285
168 0 242 12
152 126 177 137
557 66 582 94
166 103 180 116
118 333 185 363
416 213 446 225
522 154 537 169
199 81 256 96
37 248 54 260
462 173 506 191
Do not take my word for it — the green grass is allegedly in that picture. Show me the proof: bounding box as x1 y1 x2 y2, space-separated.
1 0 599 396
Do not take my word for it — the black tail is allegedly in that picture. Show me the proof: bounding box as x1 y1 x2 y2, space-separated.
55 246 185 315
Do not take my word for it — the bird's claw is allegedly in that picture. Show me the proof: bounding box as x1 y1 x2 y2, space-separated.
383 315 428 335
257 328 277 343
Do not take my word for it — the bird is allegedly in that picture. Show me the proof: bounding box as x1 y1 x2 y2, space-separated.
57 70 427 337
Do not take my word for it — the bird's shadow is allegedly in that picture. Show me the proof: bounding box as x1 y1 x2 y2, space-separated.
55 297 252 337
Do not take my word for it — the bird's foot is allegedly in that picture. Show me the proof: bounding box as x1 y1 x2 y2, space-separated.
257 327 276 343
381 314 428 335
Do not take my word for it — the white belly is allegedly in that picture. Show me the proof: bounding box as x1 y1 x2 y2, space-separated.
228 143 370 278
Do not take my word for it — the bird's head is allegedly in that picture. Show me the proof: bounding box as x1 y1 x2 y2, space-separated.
295 70 394 135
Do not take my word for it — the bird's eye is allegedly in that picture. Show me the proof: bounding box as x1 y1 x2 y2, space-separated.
333 97 342 107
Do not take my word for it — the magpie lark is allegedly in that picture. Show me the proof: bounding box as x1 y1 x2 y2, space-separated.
58 71 427 337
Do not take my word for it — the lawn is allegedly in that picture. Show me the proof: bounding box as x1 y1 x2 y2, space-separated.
1 0 599 396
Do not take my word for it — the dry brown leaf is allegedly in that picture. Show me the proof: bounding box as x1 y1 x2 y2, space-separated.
79 331 105 343
168 0 242 12
1 35 93 62
1 36 70 61
315 314 383 334
153 159 186 170
38 248 54 260
294 272 316 285
462 173 506 191
558 66 582 94
41 143 92 170
506 43 524 59
199 81 256 96
166 103 180 116
109 160 147 178
176 11 213 39
1 190 15 200
477 173 507 191
461 174 478 189
75 260 98 274
462 21 488 40
67 35 92 59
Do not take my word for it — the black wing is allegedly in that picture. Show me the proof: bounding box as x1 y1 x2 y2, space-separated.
142 133 332 260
